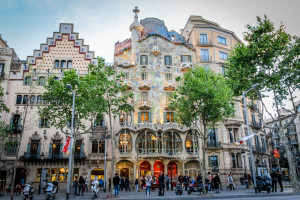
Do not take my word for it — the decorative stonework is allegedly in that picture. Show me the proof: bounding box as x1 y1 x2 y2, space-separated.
29 131 41 141
51 131 63 140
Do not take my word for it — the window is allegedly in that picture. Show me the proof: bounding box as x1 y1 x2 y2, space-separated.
219 51 228 60
92 139 105 153
255 135 261 148
181 55 191 62
24 76 32 85
185 131 199 154
140 55 148 65
94 115 105 127
67 61 72 68
119 131 132 154
11 114 21 132
124 72 129 80
217 36 227 45
252 114 256 123
163 132 182 154
221 66 226 75
165 73 172 81
136 131 162 154
16 95 22 104
39 118 49 128
119 112 132 126
201 49 210 61
30 140 40 158
200 34 208 44
209 156 219 167
141 72 148 81
229 128 237 143
30 95 36 104
38 76 46 86
74 140 82 157
52 140 61 159
5 142 18 154
208 129 218 146
37 95 43 104
54 60 60 68
232 154 237 168
23 95 29 104
164 56 172 66
166 92 173 101
0 63 4 77
232 154 241 168
141 92 148 101
165 112 175 123
139 112 150 123
61 60 66 68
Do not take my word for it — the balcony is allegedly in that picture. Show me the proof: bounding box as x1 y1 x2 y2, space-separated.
287 130 297 135
180 61 193 72
138 100 151 110
22 152 38 160
197 39 212 47
206 141 222 148
138 80 151 90
163 81 176 91
200 56 212 63
115 60 135 68
250 121 262 129
122 80 132 89
91 125 108 133
9 124 23 134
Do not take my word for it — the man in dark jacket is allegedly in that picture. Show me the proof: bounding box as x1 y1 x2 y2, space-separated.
113 174 120 197
277 171 283 192
158 172 165 196
183 174 189 192
270 169 278 192
212 173 220 194
120 176 125 192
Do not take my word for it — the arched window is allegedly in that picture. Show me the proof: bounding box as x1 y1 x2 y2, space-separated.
23 76 32 85
163 132 182 155
54 60 60 68
38 76 46 86
185 131 199 154
61 60 66 68
118 130 132 154
185 161 200 177
136 131 163 154
119 112 132 126
67 61 72 68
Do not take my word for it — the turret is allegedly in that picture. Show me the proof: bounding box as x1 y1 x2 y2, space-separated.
130 7 143 59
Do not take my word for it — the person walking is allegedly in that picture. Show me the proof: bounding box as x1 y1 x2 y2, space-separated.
78 176 85 196
244 173 249 189
178 174 183 187
212 173 220 194
183 174 189 192
165 174 170 191
208 172 213 191
99 178 104 190
113 173 120 197
125 177 131 192
151 175 156 191
120 176 125 192
145 175 152 196
158 172 165 196
270 169 278 192
109 178 111 192
277 171 283 192
226 173 234 190
85 177 88 192
141 176 146 189
73 177 79 196
135 179 139 192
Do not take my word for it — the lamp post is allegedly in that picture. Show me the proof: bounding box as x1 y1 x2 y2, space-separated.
241 149 246 174
66 84 75 200
101 134 111 193
243 83 260 193
169 152 173 191
38 130 47 195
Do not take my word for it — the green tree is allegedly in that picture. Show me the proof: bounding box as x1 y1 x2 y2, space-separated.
0 85 9 113
39 57 133 197
170 66 234 193
226 16 300 192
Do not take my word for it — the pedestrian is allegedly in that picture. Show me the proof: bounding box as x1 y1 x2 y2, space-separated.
165 174 170 191
120 176 124 192
196 174 202 183
244 173 249 189
212 173 220 194
78 176 85 196
135 179 139 192
277 171 283 192
270 169 278 192
208 172 212 191
85 177 88 192
141 176 146 189
99 178 104 190
125 177 131 192
109 178 111 192
73 177 79 196
145 175 152 196
151 175 156 191
158 172 165 196
183 174 189 192
113 173 120 197
226 173 234 190
178 173 183 186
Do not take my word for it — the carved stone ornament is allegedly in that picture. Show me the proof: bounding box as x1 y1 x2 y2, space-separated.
52 131 63 140
29 131 41 141
152 43 160 56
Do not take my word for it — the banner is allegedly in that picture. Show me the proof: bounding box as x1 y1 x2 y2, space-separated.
62 136 71 153
273 149 280 158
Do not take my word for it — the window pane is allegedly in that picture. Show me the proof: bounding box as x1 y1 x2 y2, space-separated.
92 140 98 153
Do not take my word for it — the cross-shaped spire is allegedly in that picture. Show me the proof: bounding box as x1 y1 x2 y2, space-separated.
133 6 140 20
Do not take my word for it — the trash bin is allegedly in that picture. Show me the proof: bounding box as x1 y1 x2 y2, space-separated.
240 177 244 185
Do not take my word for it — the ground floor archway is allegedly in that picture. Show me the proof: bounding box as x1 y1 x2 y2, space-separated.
116 160 134 184
153 161 164 183
91 169 104 181
167 161 177 179
140 161 151 177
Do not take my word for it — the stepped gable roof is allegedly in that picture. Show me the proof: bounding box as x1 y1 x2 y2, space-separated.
114 38 132 55
140 18 187 44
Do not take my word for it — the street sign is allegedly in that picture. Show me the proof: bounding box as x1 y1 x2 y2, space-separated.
273 149 280 158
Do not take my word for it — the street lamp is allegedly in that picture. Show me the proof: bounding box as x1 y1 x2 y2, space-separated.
101 134 111 193
169 152 173 191
66 84 75 200
241 149 246 174
243 83 260 193
38 130 47 195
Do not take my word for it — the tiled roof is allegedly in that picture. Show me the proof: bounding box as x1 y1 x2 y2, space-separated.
114 38 132 55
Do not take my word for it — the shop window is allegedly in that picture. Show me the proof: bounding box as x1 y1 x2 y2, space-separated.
163 132 182 155
119 130 132 154
16 95 22 104
185 131 199 154
164 56 172 66
140 55 148 65
185 161 200 177
73 168 79 180
51 168 57 181
58 168 66 181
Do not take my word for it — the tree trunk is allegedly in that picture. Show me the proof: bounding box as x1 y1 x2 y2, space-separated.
108 98 114 199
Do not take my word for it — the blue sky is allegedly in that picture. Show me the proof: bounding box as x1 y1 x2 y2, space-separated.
1 0 299 62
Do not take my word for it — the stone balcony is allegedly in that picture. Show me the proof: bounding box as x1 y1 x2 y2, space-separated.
180 61 193 72
138 100 151 110
115 60 135 68
122 80 132 89
163 81 176 91
138 80 151 90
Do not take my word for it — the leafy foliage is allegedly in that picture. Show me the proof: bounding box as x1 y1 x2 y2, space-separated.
0 85 9 113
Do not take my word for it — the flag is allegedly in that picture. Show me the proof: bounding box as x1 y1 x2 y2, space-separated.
62 136 71 153
234 134 255 145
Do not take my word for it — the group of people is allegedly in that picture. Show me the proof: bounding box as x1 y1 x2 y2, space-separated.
270 169 283 192
73 176 89 196
112 174 132 197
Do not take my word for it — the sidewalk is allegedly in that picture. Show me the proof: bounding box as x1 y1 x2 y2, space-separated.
1 186 300 200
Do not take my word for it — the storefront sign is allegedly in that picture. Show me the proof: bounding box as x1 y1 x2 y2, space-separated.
273 149 280 158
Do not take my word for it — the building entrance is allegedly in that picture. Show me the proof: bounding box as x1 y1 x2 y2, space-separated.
140 161 151 177
153 161 164 183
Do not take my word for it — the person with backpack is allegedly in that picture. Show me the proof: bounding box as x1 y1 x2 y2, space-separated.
244 173 249 189
73 177 79 196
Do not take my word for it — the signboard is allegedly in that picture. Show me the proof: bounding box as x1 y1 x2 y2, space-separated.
273 149 280 158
